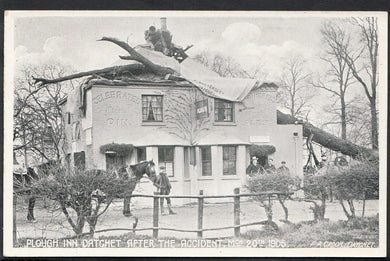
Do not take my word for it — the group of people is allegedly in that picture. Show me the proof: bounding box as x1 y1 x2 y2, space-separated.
144 24 188 62
246 156 290 176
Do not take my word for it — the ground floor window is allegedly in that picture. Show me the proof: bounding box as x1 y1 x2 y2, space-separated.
106 154 126 171
137 147 146 162
184 147 190 179
223 146 236 175
201 146 212 176
158 147 174 177
65 153 71 168
74 151 85 171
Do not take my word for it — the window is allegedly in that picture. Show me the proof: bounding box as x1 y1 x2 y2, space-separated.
137 147 146 162
158 147 174 177
65 153 71 168
223 146 236 175
142 95 163 122
183 147 190 179
74 151 86 171
67 112 71 124
214 99 234 122
106 154 126 171
201 146 212 176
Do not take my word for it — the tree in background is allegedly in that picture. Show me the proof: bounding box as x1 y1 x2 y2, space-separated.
278 55 313 118
13 63 76 166
324 18 379 149
313 21 355 140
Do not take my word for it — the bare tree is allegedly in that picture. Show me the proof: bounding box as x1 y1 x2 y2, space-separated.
313 21 356 140
327 18 379 149
278 56 313 118
345 95 372 147
14 63 75 165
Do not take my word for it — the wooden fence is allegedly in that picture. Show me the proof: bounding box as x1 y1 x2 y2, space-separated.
14 189 293 242
130 188 293 239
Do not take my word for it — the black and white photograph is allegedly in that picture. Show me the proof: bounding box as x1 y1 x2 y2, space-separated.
3 11 387 257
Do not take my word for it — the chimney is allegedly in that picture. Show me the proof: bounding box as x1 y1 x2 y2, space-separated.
160 17 167 31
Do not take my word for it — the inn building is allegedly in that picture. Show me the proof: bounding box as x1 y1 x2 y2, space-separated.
60 60 303 204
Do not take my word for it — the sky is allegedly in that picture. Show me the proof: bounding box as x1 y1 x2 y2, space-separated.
11 11 386 134
14 14 327 80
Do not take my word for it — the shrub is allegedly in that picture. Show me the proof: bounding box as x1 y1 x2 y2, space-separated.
246 172 301 225
328 160 379 219
248 145 276 158
99 143 133 157
301 172 329 221
32 164 136 237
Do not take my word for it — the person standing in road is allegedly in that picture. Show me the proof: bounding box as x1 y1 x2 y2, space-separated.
155 166 176 215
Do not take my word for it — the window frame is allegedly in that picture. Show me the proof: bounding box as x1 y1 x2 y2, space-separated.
142 95 164 122
137 147 146 162
214 98 234 122
105 153 126 171
74 151 86 171
158 146 175 177
201 146 212 176
223 146 237 175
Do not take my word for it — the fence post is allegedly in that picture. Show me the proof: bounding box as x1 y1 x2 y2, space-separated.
153 192 159 239
13 194 17 245
197 190 204 238
234 188 240 237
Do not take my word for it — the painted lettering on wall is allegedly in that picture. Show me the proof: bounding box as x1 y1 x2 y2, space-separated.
93 90 140 105
106 118 132 127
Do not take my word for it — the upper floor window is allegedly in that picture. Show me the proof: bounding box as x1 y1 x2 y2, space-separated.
215 99 234 122
201 146 212 176
142 95 163 122
223 146 236 175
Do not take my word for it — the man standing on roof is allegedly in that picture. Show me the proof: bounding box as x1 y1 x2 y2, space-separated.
144 26 162 51
155 166 176 215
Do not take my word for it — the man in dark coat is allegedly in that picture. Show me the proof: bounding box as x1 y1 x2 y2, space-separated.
264 158 276 173
145 26 162 51
155 166 176 215
277 161 290 175
246 156 260 176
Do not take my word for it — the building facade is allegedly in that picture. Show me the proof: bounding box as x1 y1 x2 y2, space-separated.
61 79 303 205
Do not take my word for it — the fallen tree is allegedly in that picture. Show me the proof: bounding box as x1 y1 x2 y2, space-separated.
30 36 379 162
277 110 379 161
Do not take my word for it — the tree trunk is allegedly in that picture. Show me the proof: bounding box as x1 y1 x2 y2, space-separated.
362 191 366 217
347 199 356 218
277 110 378 161
339 199 351 220
277 195 289 221
370 99 378 149
98 37 176 77
340 96 347 140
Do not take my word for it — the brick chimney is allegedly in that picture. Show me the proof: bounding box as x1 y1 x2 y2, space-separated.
160 17 167 31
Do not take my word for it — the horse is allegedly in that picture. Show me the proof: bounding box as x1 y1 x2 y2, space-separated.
121 160 157 217
13 167 39 221
13 160 57 221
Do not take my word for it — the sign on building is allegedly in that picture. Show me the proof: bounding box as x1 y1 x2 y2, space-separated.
195 99 209 119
